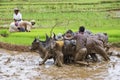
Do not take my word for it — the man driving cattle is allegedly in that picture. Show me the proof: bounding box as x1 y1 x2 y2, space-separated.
74 26 88 63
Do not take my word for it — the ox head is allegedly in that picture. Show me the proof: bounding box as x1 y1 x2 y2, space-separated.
29 37 47 59
96 33 108 43
30 38 41 51
95 33 109 47
46 33 57 50
30 34 50 50
49 39 56 50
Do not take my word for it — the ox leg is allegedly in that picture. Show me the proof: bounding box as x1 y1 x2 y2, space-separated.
64 55 68 64
53 57 56 64
74 48 88 65
75 48 87 61
95 46 110 61
39 52 49 65
55 51 64 67
90 53 99 62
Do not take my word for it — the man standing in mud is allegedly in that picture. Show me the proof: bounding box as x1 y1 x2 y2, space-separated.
74 26 88 65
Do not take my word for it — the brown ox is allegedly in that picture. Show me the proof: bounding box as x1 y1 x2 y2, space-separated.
30 36 64 67
86 33 110 61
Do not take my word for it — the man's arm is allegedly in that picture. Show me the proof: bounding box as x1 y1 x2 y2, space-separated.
25 22 32 32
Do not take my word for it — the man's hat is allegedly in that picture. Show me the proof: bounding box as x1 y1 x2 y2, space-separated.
30 20 36 25
64 33 73 40
30 20 35 23
14 8 19 11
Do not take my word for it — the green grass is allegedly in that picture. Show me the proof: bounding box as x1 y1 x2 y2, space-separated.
0 0 120 46
0 28 120 46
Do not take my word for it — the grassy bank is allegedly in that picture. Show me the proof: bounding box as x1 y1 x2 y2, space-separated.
0 28 120 46
0 0 120 46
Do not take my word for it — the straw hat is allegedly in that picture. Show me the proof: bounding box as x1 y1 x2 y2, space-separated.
14 8 19 11
30 20 36 25
64 33 73 40
30 20 35 23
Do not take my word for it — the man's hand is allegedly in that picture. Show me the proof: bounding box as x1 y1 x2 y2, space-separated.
15 22 18 26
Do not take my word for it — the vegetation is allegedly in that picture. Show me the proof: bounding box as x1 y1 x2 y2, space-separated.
0 0 120 46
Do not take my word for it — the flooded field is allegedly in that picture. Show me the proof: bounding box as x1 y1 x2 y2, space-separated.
0 48 120 80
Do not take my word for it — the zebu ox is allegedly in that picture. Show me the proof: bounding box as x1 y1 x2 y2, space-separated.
30 35 64 67
86 33 110 61
30 35 53 65
30 32 110 67
63 39 76 63
30 33 75 66
63 32 110 64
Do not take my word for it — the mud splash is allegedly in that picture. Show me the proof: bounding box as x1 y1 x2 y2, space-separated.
0 48 120 80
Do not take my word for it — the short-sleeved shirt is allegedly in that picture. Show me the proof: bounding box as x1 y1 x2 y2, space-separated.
13 12 22 21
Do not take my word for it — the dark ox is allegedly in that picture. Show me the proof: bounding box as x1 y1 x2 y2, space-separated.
30 36 64 67
86 33 110 61
30 32 110 67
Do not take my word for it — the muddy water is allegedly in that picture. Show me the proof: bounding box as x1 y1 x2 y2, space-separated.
0 48 120 80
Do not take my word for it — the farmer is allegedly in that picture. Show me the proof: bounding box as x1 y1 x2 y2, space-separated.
13 8 22 25
74 26 87 62
9 8 22 32
63 29 76 54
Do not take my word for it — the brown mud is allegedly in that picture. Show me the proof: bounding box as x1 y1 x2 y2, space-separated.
0 42 120 52
0 46 120 80
0 42 30 52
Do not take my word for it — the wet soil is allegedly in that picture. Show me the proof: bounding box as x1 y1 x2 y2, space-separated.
0 48 120 80
0 42 120 52
0 42 30 52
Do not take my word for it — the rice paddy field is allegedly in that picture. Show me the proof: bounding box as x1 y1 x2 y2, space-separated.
0 0 120 46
